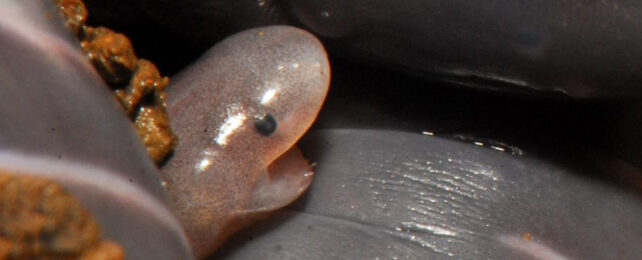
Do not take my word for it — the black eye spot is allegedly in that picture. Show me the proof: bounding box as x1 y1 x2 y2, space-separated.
255 114 277 136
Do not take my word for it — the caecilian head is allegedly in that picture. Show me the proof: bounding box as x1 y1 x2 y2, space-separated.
166 25 330 173
162 26 330 257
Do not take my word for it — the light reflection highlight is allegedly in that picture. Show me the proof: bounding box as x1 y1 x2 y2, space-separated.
215 104 247 146
260 87 277 105
195 149 217 174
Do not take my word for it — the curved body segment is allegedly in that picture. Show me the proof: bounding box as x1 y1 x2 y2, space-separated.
214 129 642 259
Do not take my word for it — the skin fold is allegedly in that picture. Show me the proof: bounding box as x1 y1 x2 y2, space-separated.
0 1 193 258
161 25 330 257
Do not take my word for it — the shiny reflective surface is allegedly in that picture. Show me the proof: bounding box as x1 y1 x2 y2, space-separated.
214 129 642 259
161 26 330 257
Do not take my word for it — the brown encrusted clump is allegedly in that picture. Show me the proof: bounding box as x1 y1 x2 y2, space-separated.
117 60 177 163
80 27 138 85
0 173 124 260
54 0 87 35
134 106 176 163
53 0 176 164
115 60 168 114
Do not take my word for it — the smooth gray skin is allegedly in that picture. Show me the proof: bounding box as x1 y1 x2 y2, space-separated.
213 129 642 259
0 1 193 258
138 0 642 98
288 0 642 98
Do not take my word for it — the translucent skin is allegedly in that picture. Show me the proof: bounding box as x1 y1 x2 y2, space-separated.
162 26 330 257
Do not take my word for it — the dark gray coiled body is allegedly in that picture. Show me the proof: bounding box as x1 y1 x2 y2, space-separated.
141 0 642 98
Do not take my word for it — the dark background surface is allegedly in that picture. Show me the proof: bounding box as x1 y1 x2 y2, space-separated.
81 0 638 168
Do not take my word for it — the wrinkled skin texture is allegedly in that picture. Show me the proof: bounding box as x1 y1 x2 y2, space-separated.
162 26 330 257
0 1 193 259
137 0 642 98
214 129 642 259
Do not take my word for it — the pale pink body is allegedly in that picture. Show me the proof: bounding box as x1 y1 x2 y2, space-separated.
162 26 330 257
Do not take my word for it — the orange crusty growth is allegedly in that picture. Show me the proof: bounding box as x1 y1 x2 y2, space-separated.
54 0 177 164
81 26 138 85
54 0 87 35
0 173 124 260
